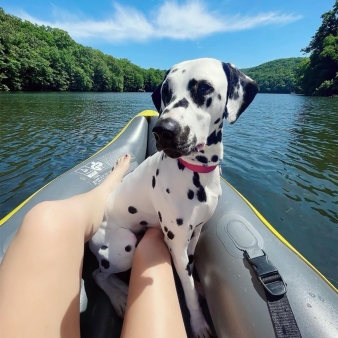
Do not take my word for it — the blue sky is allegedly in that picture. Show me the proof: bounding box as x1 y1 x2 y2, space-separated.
0 0 334 70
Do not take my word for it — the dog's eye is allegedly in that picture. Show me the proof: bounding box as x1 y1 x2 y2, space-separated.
198 83 213 95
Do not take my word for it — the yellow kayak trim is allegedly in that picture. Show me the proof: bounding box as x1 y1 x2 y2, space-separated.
222 177 338 293
0 110 158 227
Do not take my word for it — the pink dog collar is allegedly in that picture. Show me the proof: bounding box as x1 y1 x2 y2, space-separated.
178 158 218 173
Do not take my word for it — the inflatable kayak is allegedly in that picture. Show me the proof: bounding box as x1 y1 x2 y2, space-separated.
0 110 337 338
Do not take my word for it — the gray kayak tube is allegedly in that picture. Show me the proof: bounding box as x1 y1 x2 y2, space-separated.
0 110 337 338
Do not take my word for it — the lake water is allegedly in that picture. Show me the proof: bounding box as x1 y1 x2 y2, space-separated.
0 92 337 288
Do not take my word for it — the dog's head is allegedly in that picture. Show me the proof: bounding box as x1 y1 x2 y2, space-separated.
152 58 258 159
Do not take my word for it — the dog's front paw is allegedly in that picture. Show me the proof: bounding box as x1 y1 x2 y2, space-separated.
191 313 212 338
111 290 127 318
92 269 128 318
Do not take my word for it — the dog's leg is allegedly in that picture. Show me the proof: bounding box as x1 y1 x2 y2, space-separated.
187 223 203 275
187 224 205 298
166 237 211 338
92 269 128 317
91 227 137 317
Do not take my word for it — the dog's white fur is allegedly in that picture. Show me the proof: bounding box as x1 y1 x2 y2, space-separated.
90 58 257 337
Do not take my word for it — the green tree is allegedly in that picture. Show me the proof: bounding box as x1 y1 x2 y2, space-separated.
298 1 338 96
241 58 305 94
0 7 165 92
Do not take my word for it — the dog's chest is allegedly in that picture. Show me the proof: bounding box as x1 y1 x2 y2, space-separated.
105 152 221 231
149 153 221 225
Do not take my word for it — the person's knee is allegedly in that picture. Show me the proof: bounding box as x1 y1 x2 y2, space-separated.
134 228 170 266
20 201 63 235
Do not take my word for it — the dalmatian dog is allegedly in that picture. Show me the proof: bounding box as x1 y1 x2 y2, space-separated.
89 58 258 337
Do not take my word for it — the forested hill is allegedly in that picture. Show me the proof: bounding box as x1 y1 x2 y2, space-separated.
0 8 165 92
241 58 306 94
1 1 337 95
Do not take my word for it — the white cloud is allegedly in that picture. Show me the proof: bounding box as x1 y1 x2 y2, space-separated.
15 1 302 43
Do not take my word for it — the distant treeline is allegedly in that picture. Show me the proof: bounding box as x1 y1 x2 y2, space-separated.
243 1 337 96
0 2 337 96
0 8 165 92
241 58 304 94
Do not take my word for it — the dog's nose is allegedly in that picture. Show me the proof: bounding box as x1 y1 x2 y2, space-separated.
152 119 178 144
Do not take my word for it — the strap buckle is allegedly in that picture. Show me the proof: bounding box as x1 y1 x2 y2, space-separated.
245 250 287 297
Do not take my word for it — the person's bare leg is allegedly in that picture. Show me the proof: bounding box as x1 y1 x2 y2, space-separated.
0 155 131 338
121 228 187 338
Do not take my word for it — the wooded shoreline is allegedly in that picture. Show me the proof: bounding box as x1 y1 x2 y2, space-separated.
1 2 337 96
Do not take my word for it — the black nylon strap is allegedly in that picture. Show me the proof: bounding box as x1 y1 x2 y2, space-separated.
262 275 302 338
245 251 302 338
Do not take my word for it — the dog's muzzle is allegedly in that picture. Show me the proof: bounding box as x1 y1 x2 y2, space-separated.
152 118 193 158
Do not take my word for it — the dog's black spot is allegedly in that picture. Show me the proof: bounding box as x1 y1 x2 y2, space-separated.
170 95 177 104
161 153 164 160
188 79 215 107
158 211 162 222
214 118 220 124
188 255 194 264
189 224 193 230
162 108 170 114
140 221 148 226
217 130 222 142
200 150 204 153
196 155 208 164
161 81 172 106
211 155 219 162
164 226 168 232
167 231 175 240
219 122 223 129
191 231 195 239
207 130 217 145
218 94 222 100
176 218 183 226
182 69 186 73
186 263 192 276
171 68 178 73
206 97 212 108
187 189 194 200
156 169 159 176
166 188 170 193
101 245 108 250
128 206 137 214
173 98 189 109
152 176 156 188
101 259 110 269
223 109 228 120
206 130 222 146
197 186 207 202
177 160 185 171
193 172 201 187
125 245 132 252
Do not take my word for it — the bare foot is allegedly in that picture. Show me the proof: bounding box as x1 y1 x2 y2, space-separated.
103 154 131 192
112 154 131 176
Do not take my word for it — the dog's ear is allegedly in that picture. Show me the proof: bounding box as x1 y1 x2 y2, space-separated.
151 83 162 112
152 70 170 113
222 62 258 124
